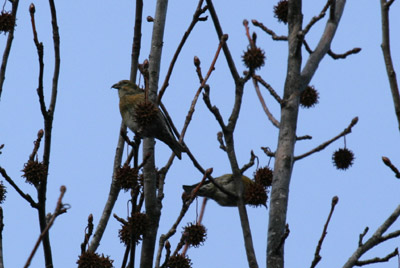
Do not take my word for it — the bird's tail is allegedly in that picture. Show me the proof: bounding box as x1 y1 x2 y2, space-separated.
169 139 185 160
182 183 198 194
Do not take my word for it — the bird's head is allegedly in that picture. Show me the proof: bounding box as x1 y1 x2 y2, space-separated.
111 80 142 97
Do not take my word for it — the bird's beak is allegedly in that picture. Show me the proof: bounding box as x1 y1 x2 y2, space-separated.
111 83 119 89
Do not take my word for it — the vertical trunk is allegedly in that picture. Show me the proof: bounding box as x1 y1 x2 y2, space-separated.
140 1 168 267
267 1 303 267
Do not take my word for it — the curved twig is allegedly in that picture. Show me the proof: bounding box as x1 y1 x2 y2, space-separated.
294 117 358 161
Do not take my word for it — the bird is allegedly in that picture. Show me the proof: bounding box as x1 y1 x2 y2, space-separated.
182 174 254 207
112 80 184 159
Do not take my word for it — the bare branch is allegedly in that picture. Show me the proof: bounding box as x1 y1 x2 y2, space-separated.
251 19 288 41
240 151 256 173
0 167 38 208
310 196 339 268
205 0 240 81
155 169 212 268
354 248 398 266
327 47 361 60
0 0 19 100
342 204 400 268
296 135 312 141
303 39 361 60
217 131 227 151
253 75 282 103
252 77 280 128
29 130 44 161
380 0 400 130
382 156 400 178
24 186 68 268
29 4 47 118
301 1 331 36
358 227 369 247
130 0 143 83
183 34 227 137
294 117 358 161
157 0 207 104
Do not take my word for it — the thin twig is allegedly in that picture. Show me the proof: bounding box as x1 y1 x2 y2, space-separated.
158 34 227 177
342 204 400 268
0 167 38 208
387 0 396 7
181 34 227 138
296 135 312 140
29 4 47 118
303 39 361 60
240 151 256 173
252 77 280 128
355 248 398 266
157 0 207 104
0 0 19 100
310 196 339 268
29 129 44 161
382 156 400 178
327 47 361 59
80 214 94 254
24 186 67 268
251 19 288 41
380 0 400 130
155 169 212 268
130 0 143 83
205 0 240 81
294 117 358 161
253 75 282 103
301 0 331 37
358 227 369 247
217 131 226 151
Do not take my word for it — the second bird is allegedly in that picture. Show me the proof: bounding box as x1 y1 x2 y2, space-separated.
112 80 184 159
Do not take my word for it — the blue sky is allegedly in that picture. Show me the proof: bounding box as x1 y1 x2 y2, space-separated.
0 1 400 267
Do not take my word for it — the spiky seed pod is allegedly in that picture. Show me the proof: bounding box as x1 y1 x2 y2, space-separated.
183 223 207 248
134 100 158 127
245 182 268 207
167 254 192 268
115 164 138 191
76 251 114 268
300 85 319 108
118 212 149 246
242 46 266 70
0 11 15 34
21 160 47 186
332 148 355 170
254 166 273 187
0 181 6 204
274 0 288 24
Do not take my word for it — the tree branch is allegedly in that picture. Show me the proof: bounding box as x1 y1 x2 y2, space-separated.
310 196 339 268
0 167 38 208
251 20 288 41
24 186 68 268
157 0 207 104
342 204 400 268
205 0 240 81
380 0 400 131
252 77 280 128
0 0 19 100
294 117 358 161
382 156 400 178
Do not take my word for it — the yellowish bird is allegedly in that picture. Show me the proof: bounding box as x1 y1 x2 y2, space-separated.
112 80 184 159
182 174 255 206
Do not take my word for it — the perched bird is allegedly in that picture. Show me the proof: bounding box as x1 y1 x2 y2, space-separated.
112 80 184 159
182 174 255 207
